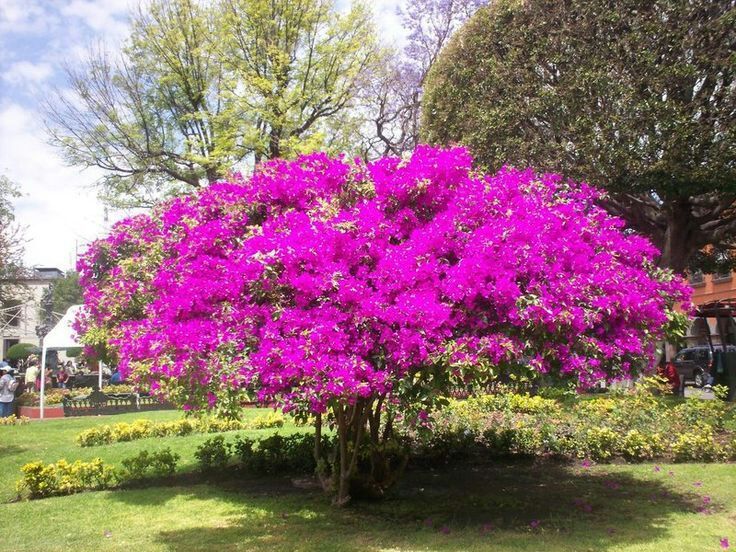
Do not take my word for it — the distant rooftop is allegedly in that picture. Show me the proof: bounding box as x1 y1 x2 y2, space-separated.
30 267 64 279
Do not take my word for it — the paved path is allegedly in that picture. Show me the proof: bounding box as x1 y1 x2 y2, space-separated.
683 386 715 399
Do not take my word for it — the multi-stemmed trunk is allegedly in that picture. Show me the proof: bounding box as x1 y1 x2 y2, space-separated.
313 395 408 506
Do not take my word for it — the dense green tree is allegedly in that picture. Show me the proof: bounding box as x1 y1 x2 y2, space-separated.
52 271 83 315
0 175 26 307
6 343 35 362
46 0 379 208
422 0 736 273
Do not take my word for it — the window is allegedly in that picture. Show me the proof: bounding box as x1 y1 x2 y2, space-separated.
688 270 705 285
3 339 18 358
713 270 732 282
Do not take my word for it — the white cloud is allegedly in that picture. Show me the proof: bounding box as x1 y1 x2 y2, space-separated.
0 102 126 271
3 61 54 87
60 0 132 44
0 0 54 34
372 0 407 46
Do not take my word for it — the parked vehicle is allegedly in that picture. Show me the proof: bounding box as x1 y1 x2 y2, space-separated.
672 345 736 387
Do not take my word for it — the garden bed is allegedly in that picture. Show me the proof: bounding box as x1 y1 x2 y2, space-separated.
17 405 65 419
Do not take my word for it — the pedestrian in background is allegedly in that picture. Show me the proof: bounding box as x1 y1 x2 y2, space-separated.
0 367 18 417
24 359 39 393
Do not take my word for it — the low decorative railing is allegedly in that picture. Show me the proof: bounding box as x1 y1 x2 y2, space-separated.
62 390 171 417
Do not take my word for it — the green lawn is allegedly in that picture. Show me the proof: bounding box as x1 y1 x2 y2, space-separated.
0 408 308 502
1 412 734 551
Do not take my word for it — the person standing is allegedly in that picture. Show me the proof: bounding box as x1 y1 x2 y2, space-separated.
24 359 39 393
0 368 18 417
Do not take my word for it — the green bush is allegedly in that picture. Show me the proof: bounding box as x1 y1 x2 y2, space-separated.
620 430 665 461
17 458 115 499
75 415 274 447
467 393 560 415
249 412 285 429
195 436 232 471
76 425 114 447
111 420 154 442
6 343 35 361
233 433 323 475
672 399 727 431
17 448 180 500
410 387 736 464
671 427 724 462
117 448 180 482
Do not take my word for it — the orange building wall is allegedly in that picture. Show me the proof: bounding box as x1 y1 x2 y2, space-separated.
689 272 736 306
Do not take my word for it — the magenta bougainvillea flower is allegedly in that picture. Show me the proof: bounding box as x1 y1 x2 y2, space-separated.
76 146 690 415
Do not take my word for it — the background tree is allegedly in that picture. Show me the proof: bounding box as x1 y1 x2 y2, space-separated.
47 0 224 208
0 175 26 308
359 0 484 158
6 343 35 363
52 271 84 315
46 0 379 207
217 0 378 163
422 0 736 273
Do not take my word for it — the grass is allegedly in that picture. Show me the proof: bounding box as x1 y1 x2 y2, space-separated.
1 411 735 551
0 408 308 502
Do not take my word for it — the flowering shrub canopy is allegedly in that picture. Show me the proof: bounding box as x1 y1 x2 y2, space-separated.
77 146 689 414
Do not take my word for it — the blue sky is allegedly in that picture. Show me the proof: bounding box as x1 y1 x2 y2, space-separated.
0 0 405 271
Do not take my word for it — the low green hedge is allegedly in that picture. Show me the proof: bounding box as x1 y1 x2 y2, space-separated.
195 432 330 475
408 388 736 464
75 412 285 447
17 448 180 499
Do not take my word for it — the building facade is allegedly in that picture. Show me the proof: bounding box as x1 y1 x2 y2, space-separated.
686 270 736 347
0 267 63 358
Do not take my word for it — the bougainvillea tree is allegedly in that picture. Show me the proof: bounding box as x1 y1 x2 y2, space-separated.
77 146 689 504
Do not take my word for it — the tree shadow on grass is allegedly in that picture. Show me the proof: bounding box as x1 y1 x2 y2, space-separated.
114 459 712 551
0 445 27 458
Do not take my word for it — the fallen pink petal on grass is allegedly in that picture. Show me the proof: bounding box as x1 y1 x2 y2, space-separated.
480 523 494 534
720 537 730 549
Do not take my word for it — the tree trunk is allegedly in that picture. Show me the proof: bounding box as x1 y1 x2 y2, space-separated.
205 165 222 184
335 405 352 506
658 199 698 274
269 128 282 159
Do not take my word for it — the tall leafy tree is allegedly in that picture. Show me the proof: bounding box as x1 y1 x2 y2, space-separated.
52 271 84 315
0 175 26 307
47 0 225 207
46 0 379 207
217 0 378 163
422 0 736 273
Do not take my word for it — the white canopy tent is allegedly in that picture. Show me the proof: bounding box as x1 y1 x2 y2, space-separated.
39 305 101 419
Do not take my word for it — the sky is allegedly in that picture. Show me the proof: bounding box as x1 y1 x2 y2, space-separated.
0 0 406 271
